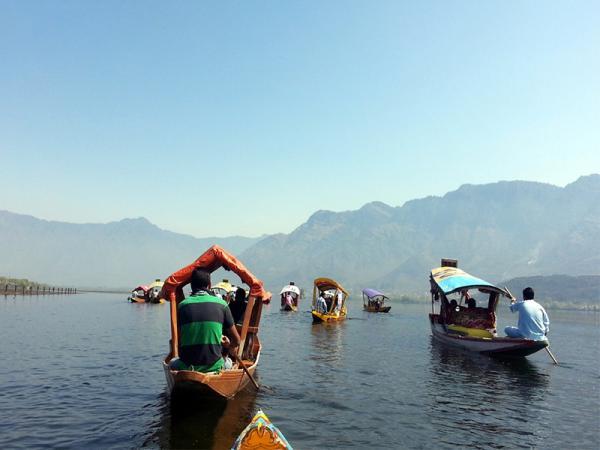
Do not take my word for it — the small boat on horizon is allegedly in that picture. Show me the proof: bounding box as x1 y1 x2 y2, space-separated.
362 288 391 313
311 277 348 323
147 279 165 303
231 409 292 449
280 282 300 311
212 278 235 301
128 285 149 303
429 259 549 358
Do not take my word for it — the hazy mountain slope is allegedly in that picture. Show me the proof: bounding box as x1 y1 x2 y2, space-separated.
241 175 600 294
0 212 263 288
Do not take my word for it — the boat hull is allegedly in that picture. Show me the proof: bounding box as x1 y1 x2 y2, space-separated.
429 314 548 357
311 310 346 323
163 351 260 399
128 296 147 303
281 304 297 312
364 305 391 313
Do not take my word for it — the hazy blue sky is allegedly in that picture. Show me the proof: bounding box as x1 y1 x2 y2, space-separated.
1 1 598 237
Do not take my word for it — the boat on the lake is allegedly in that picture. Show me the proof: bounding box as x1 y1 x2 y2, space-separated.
161 245 271 398
147 279 165 303
429 259 548 357
311 277 348 323
212 278 235 301
231 409 292 450
280 282 300 311
128 285 149 303
362 288 391 313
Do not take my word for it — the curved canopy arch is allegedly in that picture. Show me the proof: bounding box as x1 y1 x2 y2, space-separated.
161 245 271 303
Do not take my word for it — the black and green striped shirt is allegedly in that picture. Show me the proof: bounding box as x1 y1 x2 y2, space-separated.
177 291 234 372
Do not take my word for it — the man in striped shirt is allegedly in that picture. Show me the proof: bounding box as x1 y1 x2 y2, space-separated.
170 268 241 372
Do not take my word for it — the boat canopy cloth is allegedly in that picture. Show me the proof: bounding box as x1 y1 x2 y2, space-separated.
161 245 271 303
430 266 506 296
314 277 349 296
147 280 163 290
133 285 149 292
362 288 388 299
279 285 301 296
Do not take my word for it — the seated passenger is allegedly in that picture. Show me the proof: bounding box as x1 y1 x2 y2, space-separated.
229 287 247 325
316 292 328 313
467 298 477 309
169 268 240 373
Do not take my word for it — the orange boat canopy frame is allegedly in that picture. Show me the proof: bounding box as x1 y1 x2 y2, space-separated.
161 245 271 303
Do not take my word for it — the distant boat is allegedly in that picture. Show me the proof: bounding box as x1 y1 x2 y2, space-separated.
231 409 292 450
362 288 391 313
280 282 300 311
128 285 149 303
147 279 165 303
161 245 271 398
311 277 348 323
429 259 548 357
212 278 235 301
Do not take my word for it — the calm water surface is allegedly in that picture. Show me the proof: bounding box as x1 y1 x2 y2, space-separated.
0 293 598 449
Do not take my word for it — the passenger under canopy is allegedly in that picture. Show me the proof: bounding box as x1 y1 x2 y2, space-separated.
430 266 512 334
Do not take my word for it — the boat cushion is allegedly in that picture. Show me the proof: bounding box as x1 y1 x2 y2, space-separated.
447 325 494 338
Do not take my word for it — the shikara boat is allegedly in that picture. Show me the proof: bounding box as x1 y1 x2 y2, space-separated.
231 410 293 450
429 259 548 357
311 277 349 323
161 245 271 398
362 288 391 313
280 282 300 311
212 278 235 300
147 279 165 303
128 285 148 303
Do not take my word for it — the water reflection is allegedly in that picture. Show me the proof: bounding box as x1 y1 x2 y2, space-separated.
426 338 551 448
309 321 346 367
145 387 257 449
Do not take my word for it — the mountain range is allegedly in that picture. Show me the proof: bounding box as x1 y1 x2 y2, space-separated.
1 174 598 294
0 214 261 288
240 174 600 294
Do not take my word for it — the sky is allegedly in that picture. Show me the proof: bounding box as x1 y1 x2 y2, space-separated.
1 1 598 237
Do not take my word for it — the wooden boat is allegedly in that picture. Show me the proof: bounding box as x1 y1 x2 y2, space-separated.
231 409 293 450
212 278 235 301
311 277 348 323
147 279 165 303
280 282 300 311
429 259 549 358
161 245 271 398
128 285 148 303
362 288 391 313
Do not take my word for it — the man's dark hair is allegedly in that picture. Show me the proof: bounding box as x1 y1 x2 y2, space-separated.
523 287 535 300
190 269 211 293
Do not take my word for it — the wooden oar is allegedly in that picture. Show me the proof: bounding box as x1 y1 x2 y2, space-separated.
545 346 559 365
232 352 259 390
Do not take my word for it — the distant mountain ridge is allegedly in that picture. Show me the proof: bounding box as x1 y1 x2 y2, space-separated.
501 275 599 308
241 175 600 293
2 174 598 292
0 211 263 288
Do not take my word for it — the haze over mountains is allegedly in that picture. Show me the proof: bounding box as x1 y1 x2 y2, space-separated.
0 214 261 289
1 175 598 295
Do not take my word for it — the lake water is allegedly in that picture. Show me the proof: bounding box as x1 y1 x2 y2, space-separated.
0 293 598 449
